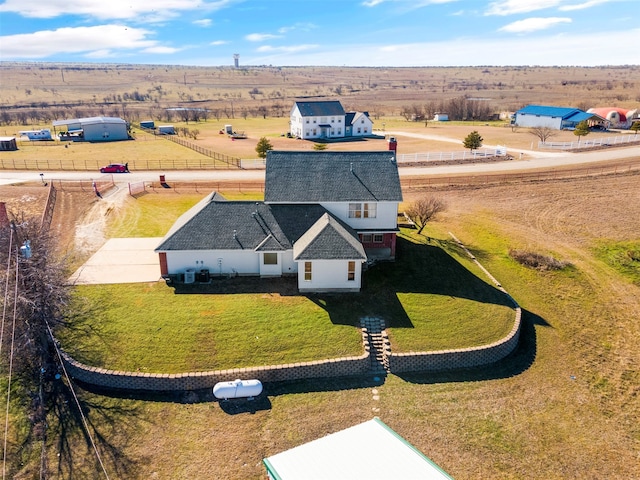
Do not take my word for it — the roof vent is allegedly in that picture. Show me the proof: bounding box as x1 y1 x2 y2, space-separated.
350 162 354 173
233 229 237 238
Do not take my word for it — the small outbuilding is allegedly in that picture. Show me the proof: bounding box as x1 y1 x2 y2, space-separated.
433 113 449 121
587 107 639 129
157 125 176 135
18 129 52 141
0 137 18 151
263 418 453 480
52 116 130 142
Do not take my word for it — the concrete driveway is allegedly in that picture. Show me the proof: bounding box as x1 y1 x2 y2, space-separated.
68 237 163 285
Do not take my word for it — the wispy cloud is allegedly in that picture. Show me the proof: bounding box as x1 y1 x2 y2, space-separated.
210 40 228 46
0 0 236 22
362 0 457 6
499 17 572 33
0 25 162 59
193 19 212 27
143 46 182 54
256 44 318 53
559 0 613 11
485 0 562 16
245 33 281 42
278 22 316 34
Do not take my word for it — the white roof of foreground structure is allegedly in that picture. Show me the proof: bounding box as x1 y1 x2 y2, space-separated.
263 418 453 480
52 116 126 126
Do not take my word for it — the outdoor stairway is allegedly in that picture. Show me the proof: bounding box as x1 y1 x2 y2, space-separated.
361 317 390 374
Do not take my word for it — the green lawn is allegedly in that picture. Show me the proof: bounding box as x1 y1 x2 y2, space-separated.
593 240 640 285
62 282 361 373
59 205 516 372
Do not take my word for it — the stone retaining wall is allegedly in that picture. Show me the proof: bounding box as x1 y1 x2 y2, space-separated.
61 330 371 391
60 233 522 390
386 308 521 373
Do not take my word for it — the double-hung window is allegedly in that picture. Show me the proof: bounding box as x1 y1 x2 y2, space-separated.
349 203 362 218
304 262 312 281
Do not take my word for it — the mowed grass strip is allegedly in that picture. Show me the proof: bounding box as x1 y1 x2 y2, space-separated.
63 282 362 373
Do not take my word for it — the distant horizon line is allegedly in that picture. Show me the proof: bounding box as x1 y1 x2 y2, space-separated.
1 61 639 69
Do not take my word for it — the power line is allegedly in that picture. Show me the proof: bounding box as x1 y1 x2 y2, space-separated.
2 248 18 480
45 320 111 479
0 227 13 358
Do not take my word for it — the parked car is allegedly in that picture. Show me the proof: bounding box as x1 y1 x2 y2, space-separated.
99 163 129 173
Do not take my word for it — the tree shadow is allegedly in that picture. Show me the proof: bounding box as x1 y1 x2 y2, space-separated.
44 378 144 479
395 308 552 384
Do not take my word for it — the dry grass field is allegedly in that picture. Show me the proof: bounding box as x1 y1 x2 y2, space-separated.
2 63 639 121
1 170 638 479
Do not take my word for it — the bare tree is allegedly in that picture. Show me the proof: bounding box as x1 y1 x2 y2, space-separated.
405 196 447 235
529 126 557 143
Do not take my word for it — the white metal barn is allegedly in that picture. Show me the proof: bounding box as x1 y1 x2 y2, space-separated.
263 418 453 480
52 117 129 142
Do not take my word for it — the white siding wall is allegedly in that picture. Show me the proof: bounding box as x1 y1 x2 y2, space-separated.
259 252 282 276
290 109 345 139
281 250 297 274
290 106 303 138
166 250 260 276
297 259 362 292
83 122 128 141
351 115 373 137
515 114 562 130
320 201 399 230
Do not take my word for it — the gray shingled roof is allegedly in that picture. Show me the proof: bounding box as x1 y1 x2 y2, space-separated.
264 151 402 203
293 213 366 261
293 101 345 117
155 200 351 253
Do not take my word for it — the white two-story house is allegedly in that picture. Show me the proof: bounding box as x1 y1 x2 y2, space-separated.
155 151 402 292
290 101 373 140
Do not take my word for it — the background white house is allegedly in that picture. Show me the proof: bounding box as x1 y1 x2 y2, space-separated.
155 151 402 293
290 100 373 140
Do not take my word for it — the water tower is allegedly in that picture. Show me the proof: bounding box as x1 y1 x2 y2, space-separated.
233 54 239 68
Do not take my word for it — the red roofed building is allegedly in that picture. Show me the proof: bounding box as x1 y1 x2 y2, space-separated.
587 107 639 129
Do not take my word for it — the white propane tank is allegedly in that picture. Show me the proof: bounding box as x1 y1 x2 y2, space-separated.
213 379 263 400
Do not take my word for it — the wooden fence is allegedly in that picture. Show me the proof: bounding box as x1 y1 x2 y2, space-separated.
163 135 242 167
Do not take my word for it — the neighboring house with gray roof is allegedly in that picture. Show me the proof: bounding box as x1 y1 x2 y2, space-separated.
290 100 373 140
155 151 402 292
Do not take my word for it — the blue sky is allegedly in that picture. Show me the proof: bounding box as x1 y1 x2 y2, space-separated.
0 0 637 66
